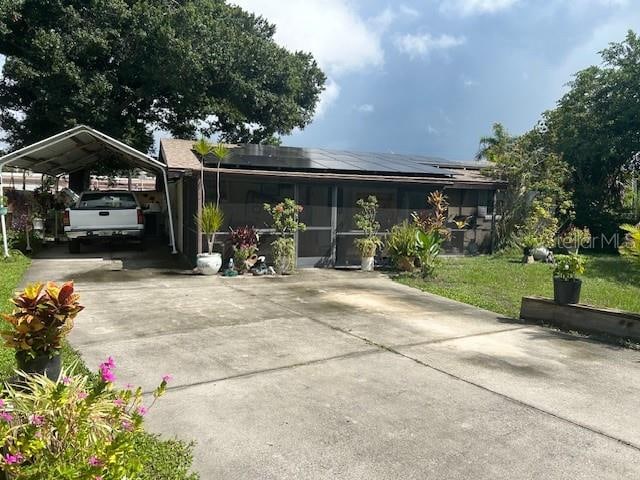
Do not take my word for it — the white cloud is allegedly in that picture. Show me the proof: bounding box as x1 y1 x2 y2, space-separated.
463 78 479 87
439 0 519 15
427 124 440 135
395 33 466 58
315 79 341 118
356 104 375 113
232 0 384 76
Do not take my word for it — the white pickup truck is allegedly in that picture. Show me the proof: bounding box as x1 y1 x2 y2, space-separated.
64 191 144 253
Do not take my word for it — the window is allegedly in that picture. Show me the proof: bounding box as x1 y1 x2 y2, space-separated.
76 192 138 210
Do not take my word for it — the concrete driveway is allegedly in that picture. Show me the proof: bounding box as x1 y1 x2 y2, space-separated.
23 249 640 479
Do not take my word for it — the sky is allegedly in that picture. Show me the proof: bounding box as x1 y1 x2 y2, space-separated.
232 0 640 160
1 1 638 160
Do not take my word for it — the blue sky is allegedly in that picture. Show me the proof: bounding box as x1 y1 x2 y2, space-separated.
235 0 640 160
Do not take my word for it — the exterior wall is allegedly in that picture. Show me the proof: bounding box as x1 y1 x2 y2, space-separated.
181 172 497 267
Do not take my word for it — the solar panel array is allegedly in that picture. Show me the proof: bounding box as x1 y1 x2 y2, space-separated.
204 144 474 177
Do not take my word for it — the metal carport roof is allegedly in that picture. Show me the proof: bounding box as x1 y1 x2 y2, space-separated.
0 125 177 257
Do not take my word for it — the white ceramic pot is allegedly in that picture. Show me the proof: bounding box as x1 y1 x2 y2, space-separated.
32 217 44 231
197 253 222 275
361 256 374 271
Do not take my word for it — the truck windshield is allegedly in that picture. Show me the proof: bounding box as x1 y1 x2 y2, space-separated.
76 193 137 210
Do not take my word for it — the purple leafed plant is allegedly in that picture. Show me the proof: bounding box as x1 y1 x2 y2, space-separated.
229 226 258 250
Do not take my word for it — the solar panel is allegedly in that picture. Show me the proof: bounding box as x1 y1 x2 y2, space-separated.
204 144 460 177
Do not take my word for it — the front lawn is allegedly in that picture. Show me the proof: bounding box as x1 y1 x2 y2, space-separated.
395 254 640 319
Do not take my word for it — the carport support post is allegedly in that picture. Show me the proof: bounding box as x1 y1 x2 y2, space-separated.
161 169 178 254
0 166 9 258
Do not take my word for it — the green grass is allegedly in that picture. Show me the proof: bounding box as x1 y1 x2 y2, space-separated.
0 253 198 479
395 253 640 319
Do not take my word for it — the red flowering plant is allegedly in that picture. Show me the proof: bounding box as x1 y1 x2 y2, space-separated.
229 226 259 273
1 282 83 361
0 358 172 479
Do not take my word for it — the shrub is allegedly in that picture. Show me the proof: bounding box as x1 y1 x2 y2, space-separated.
411 191 451 241
353 196 382 257
415 230 442 278
264 199 305 274
0 359 173 479
387 221 418 271
559 226 591 252
553 254 585 280
1 282 83 361
619 223 640 264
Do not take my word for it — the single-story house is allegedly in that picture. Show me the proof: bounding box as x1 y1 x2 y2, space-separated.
160 141 506 268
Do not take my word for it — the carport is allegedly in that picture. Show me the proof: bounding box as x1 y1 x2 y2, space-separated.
0 125 177 257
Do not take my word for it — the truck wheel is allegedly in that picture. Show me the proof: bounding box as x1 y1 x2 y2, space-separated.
68 239 81 254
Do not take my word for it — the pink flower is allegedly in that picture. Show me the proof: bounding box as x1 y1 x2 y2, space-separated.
113 398 125 408
4 453 23 465
136 405 148 416
121 419 133 431
0 412 13 422
77 391 88 400
99 357 116 383
125 383 134 390
162 374 173 383
0 399 5 408
95 477 104 480
62 376 72 385
88 456 102 467
29 414 45 426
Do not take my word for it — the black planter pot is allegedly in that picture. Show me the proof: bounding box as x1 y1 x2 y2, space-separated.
16 352 62 381
553 277 582 305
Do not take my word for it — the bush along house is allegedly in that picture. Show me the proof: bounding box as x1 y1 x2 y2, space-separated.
160 141 506 268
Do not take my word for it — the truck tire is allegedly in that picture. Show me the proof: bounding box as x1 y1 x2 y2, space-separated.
68 239 81 254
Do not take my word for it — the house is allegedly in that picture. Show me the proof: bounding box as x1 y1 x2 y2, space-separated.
160 141 506 268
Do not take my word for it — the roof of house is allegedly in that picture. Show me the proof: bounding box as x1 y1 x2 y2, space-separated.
159 138 502 188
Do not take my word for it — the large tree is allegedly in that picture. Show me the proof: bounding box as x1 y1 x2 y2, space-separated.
0 0 325 152
547 30 640 233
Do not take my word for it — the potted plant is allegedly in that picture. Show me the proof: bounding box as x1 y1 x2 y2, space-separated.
560 226 591 254
619 223 640 264
520 232 539 264
387 220 418 271
264 198 306 274
230 225 259 274
353 196 382 271
196 203 224 275
552 254 585 305
1 281 84 379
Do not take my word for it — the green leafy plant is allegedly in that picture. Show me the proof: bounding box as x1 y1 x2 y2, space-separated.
387 221 418 271
517 200 559 252
353 196 382 257
619 223 640 264
553 254 585 280
415 230 442 278
1 282 83 360
264 199 305 274
560 226 591 253
195 203 224 255
0 359 174 479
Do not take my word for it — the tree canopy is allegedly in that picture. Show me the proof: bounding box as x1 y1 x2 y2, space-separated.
0 0 326 152
546 30 640 233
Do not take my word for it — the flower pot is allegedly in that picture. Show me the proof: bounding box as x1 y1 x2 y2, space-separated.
396 256 415 272
196 252 222 275
361 256 374 271
553 277 582 305
16 352 62 381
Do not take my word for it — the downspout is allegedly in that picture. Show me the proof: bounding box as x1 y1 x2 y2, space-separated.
161 168 178 254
